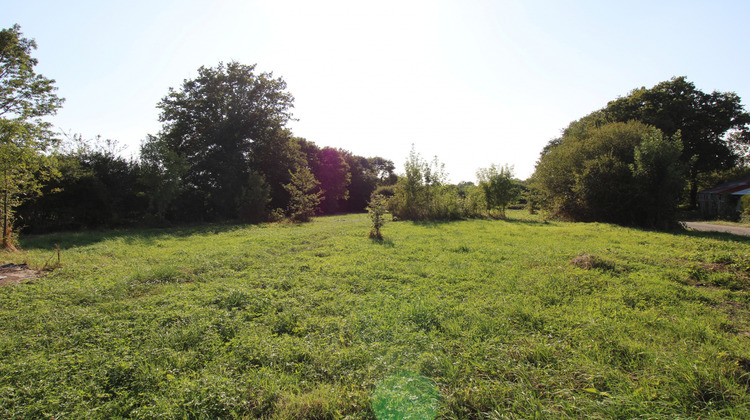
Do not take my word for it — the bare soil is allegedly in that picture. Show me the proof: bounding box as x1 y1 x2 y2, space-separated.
0 263 41 286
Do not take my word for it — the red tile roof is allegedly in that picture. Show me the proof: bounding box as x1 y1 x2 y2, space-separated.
701 175 750 195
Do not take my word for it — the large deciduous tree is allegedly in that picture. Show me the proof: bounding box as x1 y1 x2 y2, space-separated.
146 61 296 221
0 25 64 250
602 77 750 207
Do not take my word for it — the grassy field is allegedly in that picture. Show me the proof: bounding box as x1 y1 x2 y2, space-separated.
2 212 750 419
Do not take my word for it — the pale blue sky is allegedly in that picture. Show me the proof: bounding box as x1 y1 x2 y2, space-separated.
4 0 750 182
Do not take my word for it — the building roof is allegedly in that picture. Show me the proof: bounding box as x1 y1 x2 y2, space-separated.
700 175 750 195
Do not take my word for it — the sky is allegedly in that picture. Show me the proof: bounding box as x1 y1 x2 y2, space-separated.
4 0 750 182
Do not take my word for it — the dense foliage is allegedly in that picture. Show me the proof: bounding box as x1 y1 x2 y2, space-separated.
18 139 148 232
476 164 518 218
564 77 750 208
0 25 64 249
387 147 523 221
529 77 750 227
7 26 750 236
145 62 295 221
533 121 685 228
15 62 396 232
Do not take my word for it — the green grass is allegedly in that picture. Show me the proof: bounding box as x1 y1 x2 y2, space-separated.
2 213 750 418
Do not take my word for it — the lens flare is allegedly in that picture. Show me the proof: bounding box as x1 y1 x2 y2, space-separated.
371 372 439 420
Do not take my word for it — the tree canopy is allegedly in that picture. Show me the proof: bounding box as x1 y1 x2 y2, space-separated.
0 25 63 249
120 62 397 225
532 121 685 228
145 62 298 221
577 77 750 207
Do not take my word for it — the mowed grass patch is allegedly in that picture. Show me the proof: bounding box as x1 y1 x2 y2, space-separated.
2 214 750 418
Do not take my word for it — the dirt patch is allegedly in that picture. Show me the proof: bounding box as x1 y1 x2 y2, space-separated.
569 254 617 271
0 263 42 286
687 261 750 290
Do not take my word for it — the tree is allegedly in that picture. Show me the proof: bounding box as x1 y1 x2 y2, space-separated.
295 137 394 214
390 146 432 220
139 134 188 223
316 147 350 214
250 129 304 210
369 156 397 185
237 170 271 224
148 61 295 221
476 164 517 218
367 194 388 239
19 136 151 232
630 130 685 229
340 152 375 213
532 121 685 228
0 25 64 249
390 146 453 221
284 166 323 222
602 77 750 207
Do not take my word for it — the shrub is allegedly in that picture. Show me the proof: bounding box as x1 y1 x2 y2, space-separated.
740 196 750 223
477 164 518 218
371 184 396 200
283 167 324 223
367 194 388 239
389 146 471 221
237 171 271 223
532 121 685 228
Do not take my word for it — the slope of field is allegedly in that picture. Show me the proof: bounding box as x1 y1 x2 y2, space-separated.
2 213 750 419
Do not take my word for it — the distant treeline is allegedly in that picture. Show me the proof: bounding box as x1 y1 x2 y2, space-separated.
14 59 529 235
18 135 397 233
6 20 750 240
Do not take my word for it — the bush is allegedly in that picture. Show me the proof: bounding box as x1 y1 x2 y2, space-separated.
371 185 396 200
477 164 518 218
389 147 470 221
284 167 324 223
532 121 685 228
741 196 750 224
367 194 388 239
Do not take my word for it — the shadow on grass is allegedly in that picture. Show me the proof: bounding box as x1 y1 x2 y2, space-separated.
409 217 550 228
369 237 395 247
18 224 243 251
668 227 750 244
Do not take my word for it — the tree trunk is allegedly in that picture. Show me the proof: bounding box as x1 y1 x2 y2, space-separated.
688 164 699 210
2 169 16 252
689 178 698 210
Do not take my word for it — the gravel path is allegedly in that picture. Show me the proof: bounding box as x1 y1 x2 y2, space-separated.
682 221 750 237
